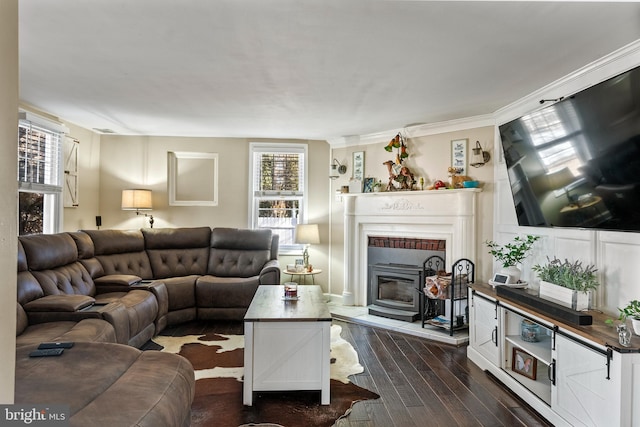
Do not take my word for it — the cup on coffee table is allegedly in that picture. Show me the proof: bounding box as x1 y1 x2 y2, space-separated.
284 282 298 298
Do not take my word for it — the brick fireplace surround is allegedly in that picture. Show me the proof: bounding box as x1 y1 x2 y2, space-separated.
341 189 480 307
368 236 446 251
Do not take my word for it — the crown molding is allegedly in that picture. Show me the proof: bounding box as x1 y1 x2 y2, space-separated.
494 38 640 125
327 114 495 148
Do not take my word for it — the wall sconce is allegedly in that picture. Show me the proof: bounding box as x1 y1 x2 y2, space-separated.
121 189 154 228
470 141 491 168
329 159 347 179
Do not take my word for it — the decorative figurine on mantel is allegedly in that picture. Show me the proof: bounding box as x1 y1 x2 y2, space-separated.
383 133 416 191
448 166 472 188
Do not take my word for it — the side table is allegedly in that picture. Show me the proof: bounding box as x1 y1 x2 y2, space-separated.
285 268 322 285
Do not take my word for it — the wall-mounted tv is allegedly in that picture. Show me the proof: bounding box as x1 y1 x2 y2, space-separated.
498 64 640 232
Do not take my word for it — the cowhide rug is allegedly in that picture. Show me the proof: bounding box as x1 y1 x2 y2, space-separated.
151 325 379 427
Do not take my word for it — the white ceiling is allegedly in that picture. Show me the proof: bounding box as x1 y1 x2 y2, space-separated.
18 1 640 141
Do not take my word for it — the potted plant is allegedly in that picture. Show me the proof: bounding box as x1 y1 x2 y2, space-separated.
485 235 539 282
532 257 599 311
619 300 640 335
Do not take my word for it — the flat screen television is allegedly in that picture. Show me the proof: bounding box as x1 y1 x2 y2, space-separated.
498 64 640 232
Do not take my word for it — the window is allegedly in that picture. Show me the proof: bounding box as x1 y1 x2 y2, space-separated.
249 143 307 253
18 112 67 235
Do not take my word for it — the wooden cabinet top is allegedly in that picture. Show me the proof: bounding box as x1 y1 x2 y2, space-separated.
471 282 640 353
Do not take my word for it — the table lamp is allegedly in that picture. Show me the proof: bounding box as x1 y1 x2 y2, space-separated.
294 224 320 268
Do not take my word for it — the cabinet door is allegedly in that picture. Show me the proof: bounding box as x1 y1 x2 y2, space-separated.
553 334 620 427
470 292 499 365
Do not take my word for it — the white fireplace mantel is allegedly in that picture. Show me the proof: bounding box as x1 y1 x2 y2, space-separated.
342 189 480 306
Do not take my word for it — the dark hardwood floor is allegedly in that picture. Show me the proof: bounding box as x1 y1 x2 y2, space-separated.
144 319 553 427
333 320 553 427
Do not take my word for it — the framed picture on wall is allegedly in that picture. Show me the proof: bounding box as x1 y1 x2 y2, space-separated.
353 151 365 182
451 139 467 176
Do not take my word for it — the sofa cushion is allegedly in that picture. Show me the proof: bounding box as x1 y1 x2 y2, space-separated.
15 342 195 427
210 227 272 250
16 319 116 347
20 233 78 270
143 227 211 278
143 226 211 249
17 270 44 306
83 229 145 254
82 229 154 279
208 228 272 277
195 275 260 308
17 243 44 305
32 262 96 296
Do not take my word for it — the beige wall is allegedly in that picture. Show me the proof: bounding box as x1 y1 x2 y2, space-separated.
98 135 331 285
328 127 495 298
0 0 18 404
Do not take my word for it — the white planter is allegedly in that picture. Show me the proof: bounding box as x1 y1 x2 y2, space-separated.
539 280 591 311
632 318 640 336
499 265 521 282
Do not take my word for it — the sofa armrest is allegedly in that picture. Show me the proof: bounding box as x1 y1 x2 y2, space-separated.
23 297 126 341
259 259 281 285
132 280 169 334
94 274 143 294
23 295 95 312
98 302 130 344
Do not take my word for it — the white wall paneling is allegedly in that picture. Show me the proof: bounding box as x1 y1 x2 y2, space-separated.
493 40 640 316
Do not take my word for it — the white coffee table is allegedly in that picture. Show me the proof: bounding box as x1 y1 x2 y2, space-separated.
243 285 332 406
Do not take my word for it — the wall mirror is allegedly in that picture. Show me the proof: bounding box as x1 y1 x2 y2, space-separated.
168 151 219 206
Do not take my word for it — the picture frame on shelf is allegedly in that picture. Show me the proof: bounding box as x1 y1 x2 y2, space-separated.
363 177 375 193
353 151 365 182
451 138 468 176
512 347 537 380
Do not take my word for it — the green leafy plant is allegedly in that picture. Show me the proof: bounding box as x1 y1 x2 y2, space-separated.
485 235 539 267
618 300 640 320
532 257 599 292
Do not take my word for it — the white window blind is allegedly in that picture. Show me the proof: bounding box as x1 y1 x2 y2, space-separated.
18 116 64 192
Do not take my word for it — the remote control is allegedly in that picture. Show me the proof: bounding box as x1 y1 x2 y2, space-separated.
38 342 74 349
29 348 65 357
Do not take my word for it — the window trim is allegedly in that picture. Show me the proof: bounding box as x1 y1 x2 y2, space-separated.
18 111 68 234
248 142 308 255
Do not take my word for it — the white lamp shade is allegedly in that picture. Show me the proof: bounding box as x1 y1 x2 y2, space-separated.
294 224 320 245
121 189 153 210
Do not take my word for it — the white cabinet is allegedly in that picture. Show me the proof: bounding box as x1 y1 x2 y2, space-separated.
468 284 640 427
469 290 500 366
553 334 620 427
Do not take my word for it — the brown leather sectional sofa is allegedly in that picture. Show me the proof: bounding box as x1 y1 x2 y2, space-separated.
14 226 281 427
